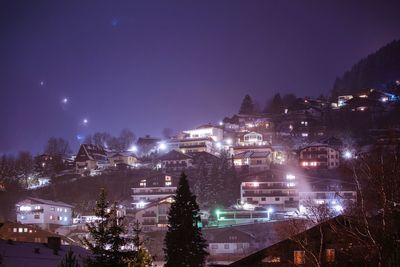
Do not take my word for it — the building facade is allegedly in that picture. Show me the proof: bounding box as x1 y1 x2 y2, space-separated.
16 197 73 230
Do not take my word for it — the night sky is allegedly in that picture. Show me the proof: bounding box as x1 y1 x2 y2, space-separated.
1 0 400 154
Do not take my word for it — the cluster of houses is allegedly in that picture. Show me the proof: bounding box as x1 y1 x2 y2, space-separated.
7 87 399 265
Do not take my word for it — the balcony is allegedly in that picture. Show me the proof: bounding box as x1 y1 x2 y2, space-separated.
142 212 157 218
142 220 156 225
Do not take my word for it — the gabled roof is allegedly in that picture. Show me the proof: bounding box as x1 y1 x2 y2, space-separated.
158 150 192 161
234 151 270 159
0 239 90 267
109 152 137 158
76 144 107 162
17 197 74 208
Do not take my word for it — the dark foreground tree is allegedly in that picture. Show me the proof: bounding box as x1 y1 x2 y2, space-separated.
164 173 208 267
58 248 80 267
82 189 134 267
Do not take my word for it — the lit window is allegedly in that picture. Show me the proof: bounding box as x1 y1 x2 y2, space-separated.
50 215 54 220
18 228 23 233
24 228 28 233
325 249 335 263
165 176 171 181
294 250 305 265
140 179 146 187
165 182 172 186
13 228 17 233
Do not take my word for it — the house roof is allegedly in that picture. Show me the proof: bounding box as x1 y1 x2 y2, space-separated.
0 239 90 267
234 151 270 159
0 221 73 245
158 150 192 161
76 144 107 162
18 197 74 208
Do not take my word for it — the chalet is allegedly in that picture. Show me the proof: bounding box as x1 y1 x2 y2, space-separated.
136 135 161 156
178 137 216 154
234 151 271 171
157 150 193 172
237 132 269 147
0 221 72 245
75 144 108 175
0 238 89 267
299 143 340 169
215 216 380 266
108 152 138 167
133 196 174 232
16 197 73 231
206 228 256 256
132 174 177 209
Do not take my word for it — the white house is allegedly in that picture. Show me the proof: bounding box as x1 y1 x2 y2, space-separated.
233 151 271 171
207 228 256 256
183 124 224 142
240 175 299 212
108 152 138 167
16 197 73 231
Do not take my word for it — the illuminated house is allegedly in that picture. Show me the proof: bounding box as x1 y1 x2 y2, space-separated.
131 175 177 209
299 143 340 169
240 174 299 212
224 216 374 267
0 221 72 244
178 137 216 154
206 228 256 256
183 124 224 142
233 151 271 171
237 132 268 146
157 150 193 171
133 196 173 232
16 197 73 231
75 144 109 175
108 152 138 167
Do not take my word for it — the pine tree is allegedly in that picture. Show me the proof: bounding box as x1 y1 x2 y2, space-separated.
58 249 80 267
82 189 134 267
239 94 255 115
164 173 208 267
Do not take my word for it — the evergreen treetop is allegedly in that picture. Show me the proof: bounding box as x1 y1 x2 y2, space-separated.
239 94 255 115
164 172 208 267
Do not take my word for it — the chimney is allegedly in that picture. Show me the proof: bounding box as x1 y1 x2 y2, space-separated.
47 236 61 251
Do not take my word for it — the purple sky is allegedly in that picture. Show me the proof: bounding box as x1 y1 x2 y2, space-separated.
1 0 400 154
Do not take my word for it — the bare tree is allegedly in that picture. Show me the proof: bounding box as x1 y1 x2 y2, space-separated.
278 201 336 267
44 137 71 157
342 145 400 267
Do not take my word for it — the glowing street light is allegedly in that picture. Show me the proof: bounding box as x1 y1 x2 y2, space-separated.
225 139 232 145
343 150 352 159
159 142 167 150
128 145 138 152
216 142 222 149
267 207 273 220
62 97 68 104
83 118 88 125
